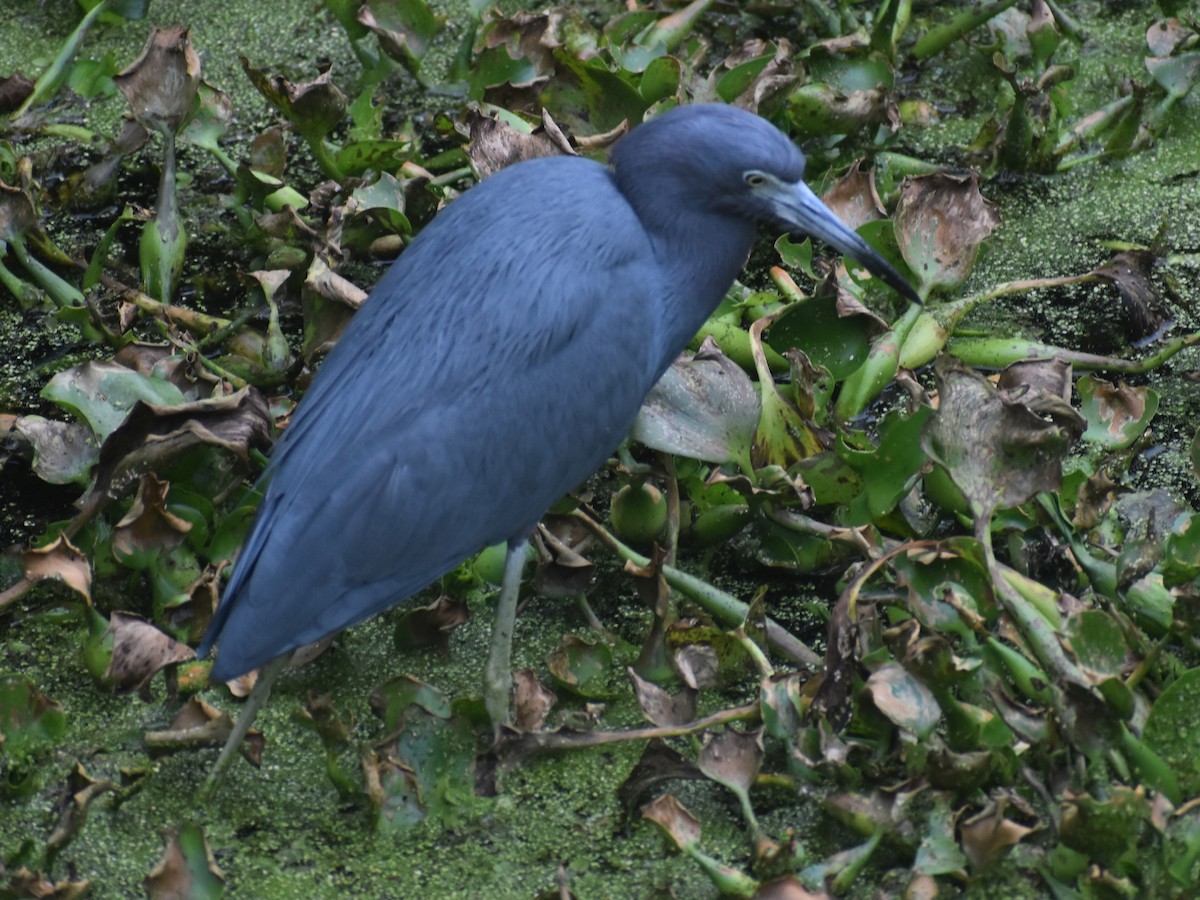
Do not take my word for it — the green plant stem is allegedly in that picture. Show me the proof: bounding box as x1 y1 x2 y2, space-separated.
1042 0 1087 42
9 234 85 308
899 271 1098 369
308 137 345 181
912 0 1020 60
835 301 922 420
573 510 823 668
28 123 101 143
15 0 112 115
0 252 33 306
950 327 1200 374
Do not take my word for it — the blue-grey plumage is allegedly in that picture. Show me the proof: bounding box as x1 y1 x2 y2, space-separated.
198 103 917 689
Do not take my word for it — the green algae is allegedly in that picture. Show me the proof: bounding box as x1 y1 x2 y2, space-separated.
0 1 1199 896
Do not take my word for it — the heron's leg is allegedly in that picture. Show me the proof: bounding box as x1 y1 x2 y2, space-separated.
203 653 288 797
483 539 529 731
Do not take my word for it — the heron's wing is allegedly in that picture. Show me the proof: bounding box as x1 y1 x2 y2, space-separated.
203 157 665 676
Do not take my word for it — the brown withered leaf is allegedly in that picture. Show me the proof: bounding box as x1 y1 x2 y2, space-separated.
821 160 885 232
718 39 798 113
697 728 764 797
250 125 287 177
513 667 557 732
0 533 92 611
923 357 1084 523
241 57 346 142
144 824 224 900
465 109 573 181
617 740 702 813
114 343 199 392
674 642 720 691
158 563 223 644
72 386 271 532
627 667 696 727
357 0 442 73
0 73 34 113
114 26 201 134
534 515 596 597
0 178 38 242
112 472 192 559
894 171 1001 295
482 10 562 76
303 254 369 360
1091 250 1170 341
1072 470 1123 530
997 357 1072 403
68 119 150 210
144 696 263 765
104 611 195 695
960 803 1038 869
394 594 470 652
641 794 701 850
3 868 91 900
811 579 860 728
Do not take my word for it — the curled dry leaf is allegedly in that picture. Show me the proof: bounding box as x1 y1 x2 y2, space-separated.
394 594 470 652
534 514 597 597
0 533 93 611
0 179 38 241
617 740 702 812
104 611 195 694
113 26 201 134
356 0 441 73
697 727 764 795
627 667 696 727
465 110 572 180
894 172 1001 296
820 160 885 232
642 793 701 850
112 472 192 560
72 386 271 532
959 803 1038 870
481 10 563 78
923 357 1084 523
241 57 347 142
513 667 557 732
2 868 90 899
144 695 264 765
144 824 224 900
1090 250 1171 341
674 642 720 691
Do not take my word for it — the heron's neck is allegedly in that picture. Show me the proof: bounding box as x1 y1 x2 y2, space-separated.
643 209 756 376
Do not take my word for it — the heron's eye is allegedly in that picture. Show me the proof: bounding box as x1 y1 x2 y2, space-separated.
744 172 767 187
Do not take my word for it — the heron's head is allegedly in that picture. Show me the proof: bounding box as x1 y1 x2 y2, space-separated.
611 104 919 304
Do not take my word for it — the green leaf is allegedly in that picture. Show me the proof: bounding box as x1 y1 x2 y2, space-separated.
1143 667 1200 797
1077 375 1158 450
42 361 186 440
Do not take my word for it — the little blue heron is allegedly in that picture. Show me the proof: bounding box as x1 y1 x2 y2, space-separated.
198 103 919 788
